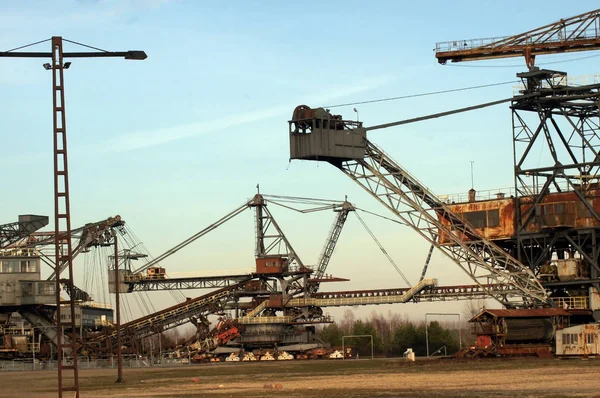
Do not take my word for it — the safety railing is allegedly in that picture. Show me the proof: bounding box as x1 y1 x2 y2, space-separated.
440 179 587 204
513 73 600 94
239 316 293 325
435 36 508 53
552 296 588 310
436 27 600 53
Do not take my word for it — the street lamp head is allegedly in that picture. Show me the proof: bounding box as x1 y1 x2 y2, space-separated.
64 62 71 69
42 63 52 70
124 50 147 60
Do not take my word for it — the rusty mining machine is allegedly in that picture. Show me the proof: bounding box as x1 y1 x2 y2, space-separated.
7 10 600 365
84 193 442 360
287 8 600 356
0 215 126 359
77 188 530 361
433 7 600 319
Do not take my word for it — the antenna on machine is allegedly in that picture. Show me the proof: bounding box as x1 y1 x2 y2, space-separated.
470 160 475 190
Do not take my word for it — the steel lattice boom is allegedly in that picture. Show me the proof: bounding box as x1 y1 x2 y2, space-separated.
435 8 600 68
337 140 548 308
288 106 550 308
312 201 353 286
0 215 48 249
87 281 251 350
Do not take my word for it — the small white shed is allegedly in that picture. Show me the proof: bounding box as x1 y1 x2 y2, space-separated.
555 323 599 357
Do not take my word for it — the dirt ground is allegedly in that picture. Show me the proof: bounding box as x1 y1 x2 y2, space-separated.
1 357 600 398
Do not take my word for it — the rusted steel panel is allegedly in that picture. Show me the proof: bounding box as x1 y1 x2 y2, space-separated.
496 344 553 357
556 323 600 356
474 308 570 319
267 294 283 308
436 39 600 64
439 188 600 244
440 198 515 243
255 256 286 275
519 188 600 231
476 335 492 348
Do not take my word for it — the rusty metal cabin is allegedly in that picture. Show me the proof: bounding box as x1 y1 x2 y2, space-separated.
556 323 600 357
469 308 570 357
438 186 600 318
439 196 516 243
289 105 366 163
439 186 600 244
255 256 288 275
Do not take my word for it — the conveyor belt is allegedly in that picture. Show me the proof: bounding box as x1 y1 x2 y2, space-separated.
314 283 521 302
88 279 251 348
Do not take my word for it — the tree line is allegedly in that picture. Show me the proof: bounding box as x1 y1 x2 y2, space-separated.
317 310 462 357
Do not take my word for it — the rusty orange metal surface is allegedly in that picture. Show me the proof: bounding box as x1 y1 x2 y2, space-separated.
267 294 283 308
439 188 600 244
496 344 553 357
476 335 492 349
556 323 600 356
255 256 286 274
470 308 570 321
436 38 600 64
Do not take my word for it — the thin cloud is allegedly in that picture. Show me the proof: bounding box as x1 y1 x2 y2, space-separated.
111 76 394 152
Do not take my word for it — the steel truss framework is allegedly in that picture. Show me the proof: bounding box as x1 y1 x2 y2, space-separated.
435 8 600 67
311 201 353 291
252 194 304 270
126 274 252 292
331 140 548 308
89 277 528 354
0 215 49 249
512 70 600 290
87 281 251 351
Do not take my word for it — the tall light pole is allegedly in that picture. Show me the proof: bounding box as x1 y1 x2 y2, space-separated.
113 234 123 383
0 36 146 398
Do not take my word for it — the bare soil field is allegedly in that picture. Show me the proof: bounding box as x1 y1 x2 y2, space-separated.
2 357 600 398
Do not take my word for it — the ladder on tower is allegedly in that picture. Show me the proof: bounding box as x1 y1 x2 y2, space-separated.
52 36 79 397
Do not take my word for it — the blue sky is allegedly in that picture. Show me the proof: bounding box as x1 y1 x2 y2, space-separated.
2 1 600 320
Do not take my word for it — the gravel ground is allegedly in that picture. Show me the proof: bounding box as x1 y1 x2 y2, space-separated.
2 357 600 398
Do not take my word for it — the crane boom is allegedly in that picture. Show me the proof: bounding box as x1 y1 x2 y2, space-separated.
435 8 600 68
313 201 353 286
339 140 547 308
0 215 49 249
288 106 549 308
133 202 250 274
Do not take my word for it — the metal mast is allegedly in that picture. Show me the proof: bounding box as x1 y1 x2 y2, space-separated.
0 36 146 398
51 38 80 395
250 194 305 270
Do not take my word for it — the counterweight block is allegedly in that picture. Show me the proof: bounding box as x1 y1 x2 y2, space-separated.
289 105 366 162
